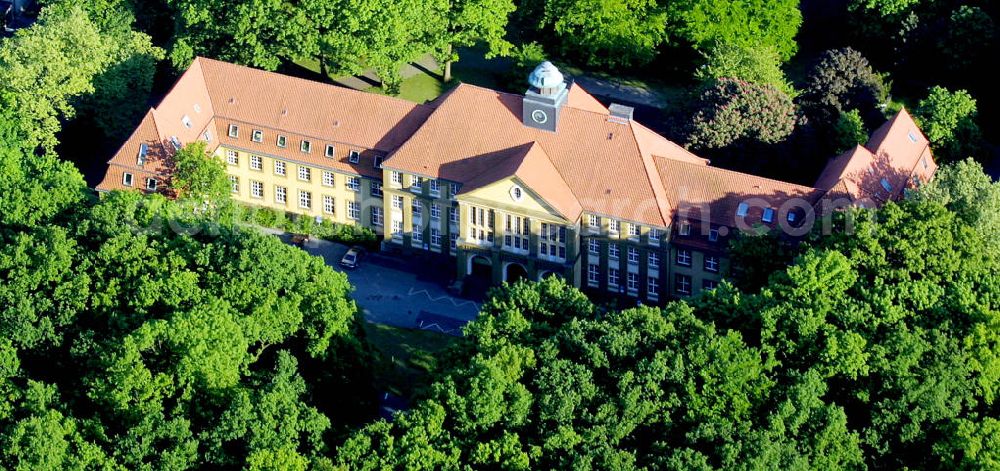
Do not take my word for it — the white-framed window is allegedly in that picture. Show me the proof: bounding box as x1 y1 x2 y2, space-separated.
648 252 660 270
203 130 212 142
322 171 335 187
762 207 774 223
277 135 287 148
346 176 360 192
371 182 383 198
326 144 336 158
703 280 719 291
228 124 239 138
170 136 182 151
628 223 640 239
182 115 193 129
540 223 566 259
411 223 423 243
137 143 148 166
412 200 423 219
347 201 360 220
226 149 238 165
252 129 263 142
274 160 286 176
250 180 263 199
608 243 620 259
229 175 239 194
391 195 404 210
449 183 459 198
371 207 384 227
145 178 157 191
467 206 494 244
323 195 335 214
374 156 384 169
627 273 639 293
430 203 441 220
391 171 403 186
588 214 600 231
391 220 404 240
704 255 720 273
627 247 639 264
300 140 311 153
430 228 442 247
298 190 311 209
122 172 134 187
588 264 600 285
250 155 262 171
429 179 440 196
349 150 360 163
608 219 620 234
410 175 423 193
608 268 620 288
275 186 287 204
678 222 691 236
709 229 719 242
736 202 749 217
298 166 311 182
449 233 458 251
588 238 599 254
676 249 692 267
449 206 458 223
675 274 692 295
648 277 660 299
504 214 530 252
649 229 661 245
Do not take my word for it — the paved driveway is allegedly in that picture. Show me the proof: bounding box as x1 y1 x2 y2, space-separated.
269 231 480 333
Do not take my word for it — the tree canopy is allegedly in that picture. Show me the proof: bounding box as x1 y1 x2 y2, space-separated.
687 78 799 150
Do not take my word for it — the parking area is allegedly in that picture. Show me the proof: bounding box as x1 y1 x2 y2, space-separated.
272 232 480 333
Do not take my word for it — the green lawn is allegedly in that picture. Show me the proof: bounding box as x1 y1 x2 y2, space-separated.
363 322 456 399
365 72 446 104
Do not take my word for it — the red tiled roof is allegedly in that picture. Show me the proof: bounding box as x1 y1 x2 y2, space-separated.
458 142 583 221
384 83 706 227
814 109 937 203
654 156 825 227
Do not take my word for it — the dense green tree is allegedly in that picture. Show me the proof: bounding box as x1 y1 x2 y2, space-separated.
540 0 667 68
437 0 515 81
668 0 802 61
800 48 887 127
169 140 231 205
687 78 799 150
912 159 1000 251
168 0 291 70
696 42 794 95
914 86 979 161
833 109 869 153
0 5 112 150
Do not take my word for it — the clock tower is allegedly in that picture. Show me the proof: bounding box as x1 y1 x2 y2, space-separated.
522 61 569 133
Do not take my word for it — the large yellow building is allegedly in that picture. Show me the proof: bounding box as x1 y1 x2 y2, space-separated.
98 58 937 301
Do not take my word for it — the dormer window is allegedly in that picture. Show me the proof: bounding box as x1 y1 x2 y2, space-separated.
228 124 239 138
678 222 691 236
252 129 263 142
736 203 749 217
170 136 182 151
203 130 212 142
709 229 719 242
300 140 311 153
762 207 774 223
349 150 360 163
880 178 893 193
325 144 335 158
137 143 148 166
374 156 384 169
787 212 797 223
277 135 287 148
182 115 192 129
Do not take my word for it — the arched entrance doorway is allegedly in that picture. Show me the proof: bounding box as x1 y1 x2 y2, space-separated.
504 262 528 283
468 255 492 279
463 255 493 299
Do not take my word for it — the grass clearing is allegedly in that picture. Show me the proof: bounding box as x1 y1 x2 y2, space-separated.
365 72 446 104
363 322 456 399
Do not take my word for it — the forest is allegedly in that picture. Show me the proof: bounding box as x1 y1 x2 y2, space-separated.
1 0 999 468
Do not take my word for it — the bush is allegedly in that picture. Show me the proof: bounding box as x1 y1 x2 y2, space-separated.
687 78 799 150
800 48 887 127
233 203 379 249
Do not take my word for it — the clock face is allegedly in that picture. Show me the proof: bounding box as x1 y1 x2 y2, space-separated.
531 109 548 124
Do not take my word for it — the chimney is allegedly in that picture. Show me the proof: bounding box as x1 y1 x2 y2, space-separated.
608 103 634 124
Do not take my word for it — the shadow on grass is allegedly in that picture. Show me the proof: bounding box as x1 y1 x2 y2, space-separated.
363 322 457 400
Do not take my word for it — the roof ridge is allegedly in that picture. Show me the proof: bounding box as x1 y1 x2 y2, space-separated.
655 154 822 191
631 123 673 226
194 56 433 111
519 141 579 201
